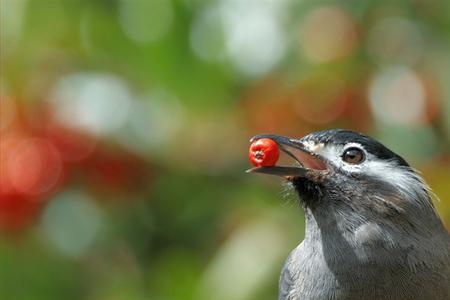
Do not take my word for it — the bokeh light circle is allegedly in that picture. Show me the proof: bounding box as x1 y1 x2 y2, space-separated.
367 17 423 66
2 136 63 197
220 0 287 76
369 66 426 125
49 73 132 136
300 6 358 63
41 190 104 258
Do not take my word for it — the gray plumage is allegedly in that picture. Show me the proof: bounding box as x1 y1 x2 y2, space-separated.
249 129 450 300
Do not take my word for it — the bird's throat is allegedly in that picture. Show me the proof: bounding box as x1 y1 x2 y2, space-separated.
292 177 324 208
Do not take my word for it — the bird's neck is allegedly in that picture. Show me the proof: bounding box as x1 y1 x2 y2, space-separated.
303 204 404 254
303 207 349 244
302 204 450 266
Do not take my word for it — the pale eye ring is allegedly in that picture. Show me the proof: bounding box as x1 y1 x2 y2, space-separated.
342 147 365 164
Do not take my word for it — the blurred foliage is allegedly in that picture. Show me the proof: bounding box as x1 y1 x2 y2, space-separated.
1 0 450 299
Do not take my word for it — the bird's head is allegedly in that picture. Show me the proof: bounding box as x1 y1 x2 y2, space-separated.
248 129 436 225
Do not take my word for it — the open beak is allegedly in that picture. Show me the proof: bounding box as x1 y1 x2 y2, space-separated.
247 134 328 178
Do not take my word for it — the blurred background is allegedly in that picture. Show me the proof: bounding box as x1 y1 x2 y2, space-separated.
1 0 450 299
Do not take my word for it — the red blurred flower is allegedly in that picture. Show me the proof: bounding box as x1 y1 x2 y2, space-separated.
0 193 42 232
81 149 151 195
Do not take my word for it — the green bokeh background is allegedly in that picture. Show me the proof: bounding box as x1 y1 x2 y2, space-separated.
1 1 449 300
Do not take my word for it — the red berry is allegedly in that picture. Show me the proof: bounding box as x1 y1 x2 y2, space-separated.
249 138 279 167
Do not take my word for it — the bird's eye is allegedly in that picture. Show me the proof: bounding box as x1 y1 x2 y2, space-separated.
342 147 365 164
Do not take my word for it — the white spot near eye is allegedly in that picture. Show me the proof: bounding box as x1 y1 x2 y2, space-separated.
310 143 325 153
302 141 324 153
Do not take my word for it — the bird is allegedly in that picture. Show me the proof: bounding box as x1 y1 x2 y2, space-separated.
248 129 450 300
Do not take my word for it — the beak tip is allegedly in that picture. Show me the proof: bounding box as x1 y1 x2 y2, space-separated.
246 166 309 177
246 167 261 173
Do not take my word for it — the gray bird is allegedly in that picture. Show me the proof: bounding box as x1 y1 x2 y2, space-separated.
248 129 450 300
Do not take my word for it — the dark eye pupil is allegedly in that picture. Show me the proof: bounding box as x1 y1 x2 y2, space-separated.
343 148 364 164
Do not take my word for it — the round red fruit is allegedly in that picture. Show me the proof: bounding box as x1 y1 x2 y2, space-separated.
249 138 279 167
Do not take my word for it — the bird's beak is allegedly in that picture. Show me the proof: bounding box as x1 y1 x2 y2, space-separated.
247 134 328 178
